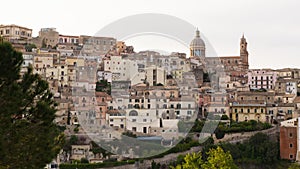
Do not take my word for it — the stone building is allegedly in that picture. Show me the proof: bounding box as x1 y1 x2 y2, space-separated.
0 24 32 43
79 35 116 56
32 28 59 48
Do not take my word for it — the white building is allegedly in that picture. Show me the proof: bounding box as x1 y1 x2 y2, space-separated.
104 56 145 85
21 53 33 74
145 65 166 86
248 69 278 90
286 81 298 95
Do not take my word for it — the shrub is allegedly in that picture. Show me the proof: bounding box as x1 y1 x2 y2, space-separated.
215 128 225 139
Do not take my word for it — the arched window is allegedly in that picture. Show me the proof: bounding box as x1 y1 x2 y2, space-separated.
129 110 138 116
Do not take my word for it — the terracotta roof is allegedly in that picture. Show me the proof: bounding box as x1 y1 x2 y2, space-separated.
283 94 296 98
95 92 110 97
294 97 300 103
107 109 126 114
97 102 107 106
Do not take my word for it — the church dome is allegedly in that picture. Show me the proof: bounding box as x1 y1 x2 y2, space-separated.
190 29 205 47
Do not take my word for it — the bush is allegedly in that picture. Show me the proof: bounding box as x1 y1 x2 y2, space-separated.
221 115 229 120
222 121 272 133
80 158 89 163
74 127 79 133
215 128 225 139
220 133 279 165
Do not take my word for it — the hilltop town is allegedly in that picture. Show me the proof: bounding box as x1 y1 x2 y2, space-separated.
1 24 300 168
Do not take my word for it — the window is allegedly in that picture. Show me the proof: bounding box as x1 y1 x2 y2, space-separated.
248 109 250 113
132 119 136 122
290 143 293 148
241 109 243 113
129 110 138 116
290 154 294 159
110 119 113 122
289 133 293 138
5 29 9 34
143 119 147 122
269 110 273 115
261 109 264 113
254 109 257 113
235 109 237 113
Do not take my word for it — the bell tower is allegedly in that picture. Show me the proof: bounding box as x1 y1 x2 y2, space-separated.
240 34 249 69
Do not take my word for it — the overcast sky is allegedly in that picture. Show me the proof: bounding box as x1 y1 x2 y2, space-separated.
2 0 299 69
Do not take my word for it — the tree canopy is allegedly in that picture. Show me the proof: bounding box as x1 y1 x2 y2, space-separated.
0 41 64 169
171 146 238 169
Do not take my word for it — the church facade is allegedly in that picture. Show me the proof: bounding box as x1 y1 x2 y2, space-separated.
190 29 249 84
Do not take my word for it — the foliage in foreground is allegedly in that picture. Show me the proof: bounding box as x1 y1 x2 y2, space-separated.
220 132 279 165
170 146 238 169
0 41 64 169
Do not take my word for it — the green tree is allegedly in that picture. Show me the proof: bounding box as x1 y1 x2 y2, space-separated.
247 132 278 163
202 146 238 169
80 158 89 163
288 163 300 169
96 80 111 94
25 43 37 52
171 152 203 169
0 41 64 169
171 147 237 169
215 128 225 140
